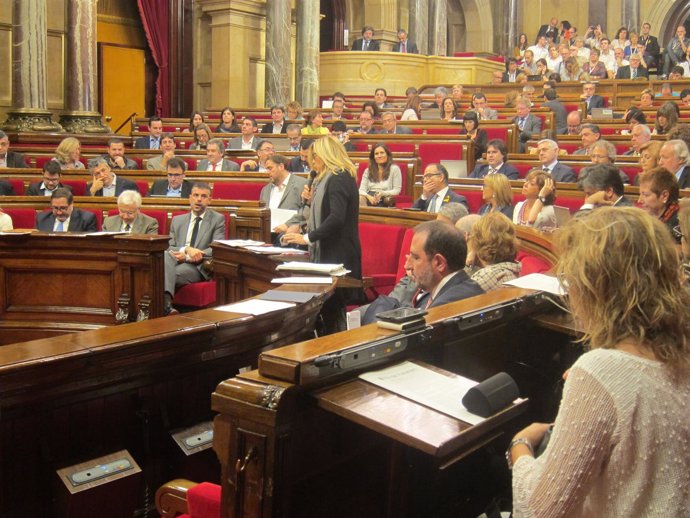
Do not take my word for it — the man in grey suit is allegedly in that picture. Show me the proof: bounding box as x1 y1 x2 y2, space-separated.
101 138 139 170
514 97 542 152
35 188 98 232
537 139 577 182
196 138 239 172
227 117 264 150
260 154 307 237
146 133 177 171
102 190 158 234
381 112 412 134
573 123 601 155
164 182 226 313
471 93 498 120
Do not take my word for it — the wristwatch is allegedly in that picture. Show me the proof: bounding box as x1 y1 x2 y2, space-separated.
538 195 547 204
505 437 534 469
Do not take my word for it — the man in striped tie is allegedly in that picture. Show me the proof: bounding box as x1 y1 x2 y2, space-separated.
351 26 380 51
393 29 419 54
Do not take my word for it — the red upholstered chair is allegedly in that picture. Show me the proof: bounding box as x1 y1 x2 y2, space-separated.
183 158 198 172
61 180 86 196
7 178 24 195
452 188 484 214
35 156 53 169
156 480 221 518
82 208 103 229
136 181 149 196
395 228 415 283
173 280 217 308
425 128 458 135
418 143 462 170
212 182 264 201
2 208 37 229
141 210 169 235
386 143 415 153
516 251 552 275
553 196 582 214
359 222 407 299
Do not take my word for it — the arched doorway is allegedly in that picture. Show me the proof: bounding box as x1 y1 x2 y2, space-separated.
321 0 347 51
661 2 690 43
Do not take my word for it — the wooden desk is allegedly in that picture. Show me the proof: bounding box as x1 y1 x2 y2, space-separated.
0 232 168 343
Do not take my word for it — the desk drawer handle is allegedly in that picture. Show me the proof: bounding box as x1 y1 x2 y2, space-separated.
235 446 257 474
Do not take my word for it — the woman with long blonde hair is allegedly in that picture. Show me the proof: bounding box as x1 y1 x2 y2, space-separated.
53 137 84 169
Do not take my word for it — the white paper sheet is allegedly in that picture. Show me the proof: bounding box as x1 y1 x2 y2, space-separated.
270 208 297 230
216 239 265 247
244 245 308 255
271 276 334 284
504 273 566 295
214 299 295 315
359 361 484 425
276 261 349 276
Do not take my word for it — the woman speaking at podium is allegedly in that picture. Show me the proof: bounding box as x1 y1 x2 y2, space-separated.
282 137 362 333
508 208 690 516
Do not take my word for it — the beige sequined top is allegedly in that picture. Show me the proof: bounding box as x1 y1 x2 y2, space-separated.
513 348 690 517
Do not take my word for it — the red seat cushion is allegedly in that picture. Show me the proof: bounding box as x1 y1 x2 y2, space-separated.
452 188 483 214
62 180 86 196
516 251 551 275
395 228 415 282
213 182 264 201
2 208 36 229
418 143 462 170
173 281 217 307
359 222 406 298
135 181 149 196
8 178 24 195
187 481 221 518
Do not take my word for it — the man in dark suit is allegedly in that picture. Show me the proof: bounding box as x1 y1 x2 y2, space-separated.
381 112 412 134
514 98 542 152
659 140 690 189
227 117 264 150
356 110 381 135
26 161 71 196
35 188 98 232
412 164 468 212
134 116 163 149
87 158 139 196
0 180 16 195
288 139 313 173
501 58 519 83
542 88 568 134
164 182 226 313
615 54 649 79
149 157 194 198
406 221 483 309
0 130 27 168
639 22 660 68
260 154 308 236
351 25 380 51
261 105 288 134
536 17 559 43
392 29 418 54
469 139 519 180
537 139 577 182
581 82 605 115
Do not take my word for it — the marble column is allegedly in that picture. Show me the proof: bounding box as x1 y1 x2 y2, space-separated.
429 0 447 56
60 0 110 133
296 0 320 109
621 0 639 34
409 0 429 55
2 0 62 132
265 0 292 108
506 0 520 55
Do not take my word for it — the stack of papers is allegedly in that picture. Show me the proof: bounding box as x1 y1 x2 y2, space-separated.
271 277 334 285
244 245 307 255
276 261 350 276
504 273 566 295
216 239 265 247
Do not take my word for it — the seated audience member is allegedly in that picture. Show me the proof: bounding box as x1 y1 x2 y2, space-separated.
636 140 663 185
351 25 380 51
362 101 381 120
374 88 392 109
545 45 562 72
566 110 582 135
510 207 690 518
286 100 303 120
187 111 204 133
471 92 498 120
505 91 520 108
624 106 647 133
26 161 70 196
429 87 449 109
327 99 347 121
393 29 418 53
461 110 487 161
542 88 567 134
189 123 212 151
662 24 689 78
286 124 302 151
358 143 402 206
615 53 648 79
356 110 381 135
537 139 576 182
639 88 655 108
521 84 536 104
491 70 505 84
261 105 287 134
580 81 604 115
288 139 314 173
469 139 519 180
197 138 240 172
589 140 630 184
405 86 418 99
560 56 583 81
102 190 158 234
36 188 97 232
654 102 679 135
502 57 519 82
301 109 329 135
330 121 355 152
412 163 468 212
668 124 690 154
53 137 84 169
465 212 521 291
164 182 226 313
681 88 690 107
451 84 463 103
521 50 537 75
240 140 275 172
135 116 163 149
514 169 558 229
381 111 412 134
514 97 542 152
582 48 607 78
401 94 422 121
102 137 138 170
150 157 193 198
478 173 514 218
637 167 681 235
227 118 264 150
610 47 630 77
0 208 11 230
573 123 601 155
215 107 240 133
577 163 633 214
437 202 469 225
625 123 651 157
678 199 690 266
0 130 26 170
87 158 139 197
440 97 459 121
261 154 308 236
658 139 690 188
146 133 177 171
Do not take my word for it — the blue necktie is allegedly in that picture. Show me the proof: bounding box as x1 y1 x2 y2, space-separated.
56 220 64 232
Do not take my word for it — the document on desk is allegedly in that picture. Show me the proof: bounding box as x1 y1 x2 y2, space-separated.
270 208 297 230
244 245 307 255
276 261 350 276
215 299 295 315
359 361 485 425
271 276 334 284
504 273 565 295
216 239 265 247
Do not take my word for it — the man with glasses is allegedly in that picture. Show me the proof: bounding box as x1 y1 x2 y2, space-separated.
26 161 70 196
197 138 239 172
102 190 158 234
240 140 274 172
150 157 193 198
412 163 467 212
381 112 412 134
356 110 381 135
35 188 97 232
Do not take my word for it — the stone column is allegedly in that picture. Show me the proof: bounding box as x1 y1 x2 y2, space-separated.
621 0 639 34
429 0 447 56
409 0 429 55
296 0 320 109
506 0 520 55
2 0 62 132
265 0 292 108
60 0 111 133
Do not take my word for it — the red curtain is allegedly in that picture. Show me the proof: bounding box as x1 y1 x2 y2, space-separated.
137 0 170 117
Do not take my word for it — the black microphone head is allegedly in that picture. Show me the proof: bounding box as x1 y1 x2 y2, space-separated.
462 372 520 418
307 170 317 187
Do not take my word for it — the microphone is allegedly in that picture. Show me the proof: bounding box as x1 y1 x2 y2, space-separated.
307 170 317 188
462 372 519 418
